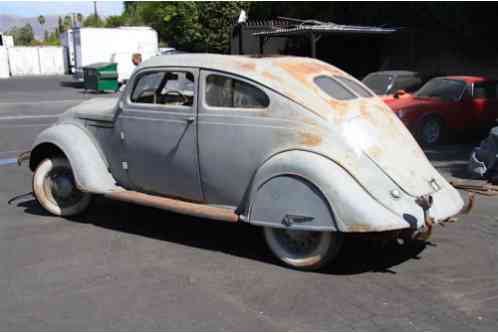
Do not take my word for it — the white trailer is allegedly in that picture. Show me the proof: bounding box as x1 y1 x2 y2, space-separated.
0 47 9 78
73 26 159 82
0 34 14 48
60 29 75 74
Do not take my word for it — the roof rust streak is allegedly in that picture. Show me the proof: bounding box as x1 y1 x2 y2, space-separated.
300 132 322 147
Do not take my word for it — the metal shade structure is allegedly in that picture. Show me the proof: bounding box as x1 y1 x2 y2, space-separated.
253 17 397 57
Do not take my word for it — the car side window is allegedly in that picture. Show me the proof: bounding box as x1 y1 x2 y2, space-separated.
131 70 195 107
205 74 269 109
474 82 497 99
391 76 422 93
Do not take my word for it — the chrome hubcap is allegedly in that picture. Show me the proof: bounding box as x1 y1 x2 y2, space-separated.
43 167 83 207
275 229 322 256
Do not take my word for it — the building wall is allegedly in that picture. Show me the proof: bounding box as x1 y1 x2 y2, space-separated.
0 47 9 78
7 47 64 76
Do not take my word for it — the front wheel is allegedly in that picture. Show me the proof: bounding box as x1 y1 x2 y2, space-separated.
33 157 92 216
418 117 445 146
263 227 343 270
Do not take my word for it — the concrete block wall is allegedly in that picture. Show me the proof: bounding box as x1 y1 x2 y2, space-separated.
0 46 65 77
38 47 64 75
8 47 40 76
0 47 9 78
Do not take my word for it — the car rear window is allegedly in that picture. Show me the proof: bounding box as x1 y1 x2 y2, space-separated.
314 76 356 101
206 74 269 109
334 76 373 98
474 82 498 99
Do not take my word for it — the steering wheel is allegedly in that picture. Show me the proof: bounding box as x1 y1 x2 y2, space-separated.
162 89 189 104
137 88 158 104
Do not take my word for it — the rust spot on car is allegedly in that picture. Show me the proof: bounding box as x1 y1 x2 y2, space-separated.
107 191 239 223
262 71 278 81
328 99 350 121
237 62 256 72
276 61 326 84
302 117 319 127
348 224 372 232
300 132 322 146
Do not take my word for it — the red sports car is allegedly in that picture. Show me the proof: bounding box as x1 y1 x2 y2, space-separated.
384 76 498 145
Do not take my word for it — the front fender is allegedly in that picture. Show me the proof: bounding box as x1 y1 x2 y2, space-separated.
244 150 421 232
30 123 118 194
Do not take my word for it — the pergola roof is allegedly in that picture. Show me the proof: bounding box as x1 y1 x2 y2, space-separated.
253 20 397 37
250 17 398 57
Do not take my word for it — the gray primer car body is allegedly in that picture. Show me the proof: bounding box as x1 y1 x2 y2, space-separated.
28 54 464 233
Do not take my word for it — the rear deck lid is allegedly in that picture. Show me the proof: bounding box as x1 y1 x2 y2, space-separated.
341 102 441 197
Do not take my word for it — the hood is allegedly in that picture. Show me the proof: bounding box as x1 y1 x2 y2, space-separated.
339 100 445 197
62 96 120 122
383 95 442 112
381 92 414 104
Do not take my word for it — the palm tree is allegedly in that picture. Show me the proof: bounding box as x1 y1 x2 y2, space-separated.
38 15 46 40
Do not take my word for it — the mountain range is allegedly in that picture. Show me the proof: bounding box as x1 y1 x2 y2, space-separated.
0 14 62 40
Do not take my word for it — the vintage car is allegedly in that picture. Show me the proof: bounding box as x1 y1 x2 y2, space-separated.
384 76 498 146
362 70 430 97
21 54 468 270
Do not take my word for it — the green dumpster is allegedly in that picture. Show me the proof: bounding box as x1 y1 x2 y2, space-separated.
83 62 119 93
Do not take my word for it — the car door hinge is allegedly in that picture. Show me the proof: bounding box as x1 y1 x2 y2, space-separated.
122 161 128 170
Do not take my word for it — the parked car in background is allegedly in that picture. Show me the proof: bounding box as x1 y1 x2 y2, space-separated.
21 54 465 270
362 70 430 97
385 76 498 146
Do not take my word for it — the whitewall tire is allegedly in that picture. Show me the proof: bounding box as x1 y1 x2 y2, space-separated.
32 157 92 216
263 227 343 270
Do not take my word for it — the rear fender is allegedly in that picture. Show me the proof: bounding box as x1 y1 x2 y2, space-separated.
244 150 415 232
30 123 118 194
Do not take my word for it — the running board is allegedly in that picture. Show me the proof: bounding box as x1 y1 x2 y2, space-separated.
105 190 239 223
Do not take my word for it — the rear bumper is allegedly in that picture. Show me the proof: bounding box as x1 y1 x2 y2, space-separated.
340 180 468 235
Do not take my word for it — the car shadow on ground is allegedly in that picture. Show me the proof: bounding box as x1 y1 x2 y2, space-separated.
59 80 119 95
13 195 427 275
59 80 84 89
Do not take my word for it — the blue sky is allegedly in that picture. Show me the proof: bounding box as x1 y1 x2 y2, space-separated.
0 1 124 17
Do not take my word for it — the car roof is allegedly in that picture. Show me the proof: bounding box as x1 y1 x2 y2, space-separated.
140 53 350 83
138 53 371 118
365 70 419 77
443 76 495 84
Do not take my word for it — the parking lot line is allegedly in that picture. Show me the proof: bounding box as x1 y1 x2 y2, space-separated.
0 115 57 121
0 158 17 166
0 123 53 128
0 99 86 106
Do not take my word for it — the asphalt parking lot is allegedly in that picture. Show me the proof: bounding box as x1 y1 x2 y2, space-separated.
0 76 497 331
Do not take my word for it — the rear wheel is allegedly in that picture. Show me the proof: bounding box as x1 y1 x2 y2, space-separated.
263 227 343 270
32 157 92 216
418 116 445 146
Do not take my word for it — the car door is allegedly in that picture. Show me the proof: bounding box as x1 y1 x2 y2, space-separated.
117 67 203 201
429 80 470 131
472 81 498 129
197 70 276 207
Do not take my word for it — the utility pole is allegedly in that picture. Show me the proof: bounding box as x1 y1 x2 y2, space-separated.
93 1 98 17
